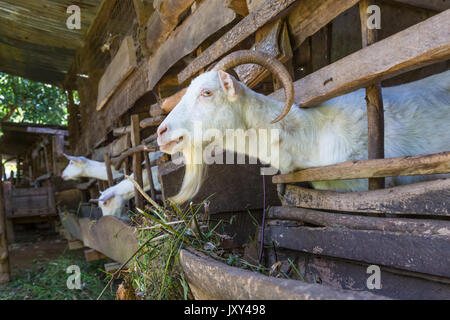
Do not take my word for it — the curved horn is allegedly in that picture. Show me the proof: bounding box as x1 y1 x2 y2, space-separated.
213 50 294 123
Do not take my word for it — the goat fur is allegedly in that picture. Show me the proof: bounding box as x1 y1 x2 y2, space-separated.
157 70 450 204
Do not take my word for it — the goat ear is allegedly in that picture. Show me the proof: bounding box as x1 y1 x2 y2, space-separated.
218 71 238 102
63 153 84 163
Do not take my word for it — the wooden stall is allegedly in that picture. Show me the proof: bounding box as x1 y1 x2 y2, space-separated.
0 122 70 242
1 0 448 298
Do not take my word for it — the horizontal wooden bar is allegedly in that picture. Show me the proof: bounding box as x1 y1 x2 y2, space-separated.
278 179 450 216
268 206 450 235
273 151 450 184
269 9 450 107
265 225 450 278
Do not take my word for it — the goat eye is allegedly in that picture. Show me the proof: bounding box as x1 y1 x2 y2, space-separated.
201 89 213 97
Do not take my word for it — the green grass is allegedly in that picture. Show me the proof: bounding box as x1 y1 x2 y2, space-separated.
0 249 116 300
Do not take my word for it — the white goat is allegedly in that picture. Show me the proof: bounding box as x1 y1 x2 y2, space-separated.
98 151 164 217
61 154 123 181
156 50 450 204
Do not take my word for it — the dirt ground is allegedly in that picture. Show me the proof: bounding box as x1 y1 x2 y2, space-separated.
7 225 70 274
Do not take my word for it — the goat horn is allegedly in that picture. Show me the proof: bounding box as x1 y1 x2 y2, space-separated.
213 50 295 123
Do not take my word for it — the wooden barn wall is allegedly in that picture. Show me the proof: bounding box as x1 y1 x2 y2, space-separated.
72 0 448 157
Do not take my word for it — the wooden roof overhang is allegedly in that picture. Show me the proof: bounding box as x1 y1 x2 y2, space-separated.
0 0 101 87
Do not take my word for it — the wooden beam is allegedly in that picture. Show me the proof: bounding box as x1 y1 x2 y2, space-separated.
273 151 450 184
179 249 386 299
147 0 237 90
130 115 144 210
145 0 196 55
143 152 156 201
391 0 450 11
265 224 450 278
270 9 450 107
84 248 107 262
278 179 450 216
139 115 165 128
268 206 450 235
360 0 385 190
96 36 137 111
132 0 154 26
178 0 299 84
0 156 10 283
226 0 249 16
104 152 114 187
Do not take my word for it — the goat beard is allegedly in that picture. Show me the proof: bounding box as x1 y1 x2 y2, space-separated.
169 146 206 204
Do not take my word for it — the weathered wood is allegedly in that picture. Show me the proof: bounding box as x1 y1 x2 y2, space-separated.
179 249 387 299
97 36 137 111
265 224 450 278
149 102 166 117
104 152 114 187
392 0 450 11
0 156 10 283
268 206 450 235
273 151 450 184
113 126 131 137
111 144 157 170
147 0 237 90
178 0 298 83
270 9 450 107
130 115 144 210
139 115 165 128
360 0 385 190
68 239 84 250
132 0 154 26
226 0 249 16
278 179 450 216
161 88 187 113
143 151 156 201
266 247 450 299
145 0 196 55
84 249 106 262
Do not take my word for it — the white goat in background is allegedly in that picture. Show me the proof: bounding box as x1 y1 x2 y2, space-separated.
98 152 163 217
157 50 450 204
61 154 123 181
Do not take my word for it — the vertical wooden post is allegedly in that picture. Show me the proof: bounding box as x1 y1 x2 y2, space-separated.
104 152 114 187
67 90 81 151
143 151 156 201
130 115 144 210
359 0 385 190
0 156 11 283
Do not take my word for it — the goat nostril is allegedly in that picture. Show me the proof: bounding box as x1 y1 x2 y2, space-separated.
158 124 168 137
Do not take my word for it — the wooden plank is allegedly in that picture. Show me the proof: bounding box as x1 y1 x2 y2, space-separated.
0 157 10 283
145 0 196 55
268 206 450 235
132 0 154 26
287 0 358 51
392 0 450 11
266 247 450 299
278 179 450 216
178 0 298 83
68 239 84 250
139 115 165 128
84 249 106 262
270 10 450 107
273 151 450 184
96 36 137 111
143 151 156 201
147 0 237 90
360 0 385 190
226 0 249 16
179 249 387 299
130 115 144 210
104 152 114 187
265 225 450 278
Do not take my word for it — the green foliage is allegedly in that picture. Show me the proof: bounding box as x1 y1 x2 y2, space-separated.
0 72 68 126
0 249 115 300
